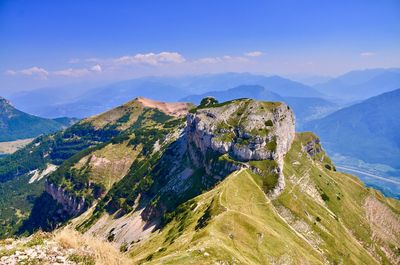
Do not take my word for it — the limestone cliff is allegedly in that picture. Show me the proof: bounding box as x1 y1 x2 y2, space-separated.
187 99 295 196
45 181 88 216
187 99 295 162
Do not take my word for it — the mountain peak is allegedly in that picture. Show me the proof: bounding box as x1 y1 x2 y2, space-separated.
0 96 12 107
134 96 193 117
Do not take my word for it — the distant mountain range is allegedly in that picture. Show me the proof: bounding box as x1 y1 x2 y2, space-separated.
8 73 322 118
314 68 400 101
9 69 400 119
0 97 78 142
305 88 400 168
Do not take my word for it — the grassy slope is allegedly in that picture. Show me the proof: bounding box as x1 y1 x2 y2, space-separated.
276 132 396 264
129 169 321 264
128 132 399 264
74 141 140 190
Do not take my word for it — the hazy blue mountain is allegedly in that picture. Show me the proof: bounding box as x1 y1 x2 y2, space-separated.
259 75 323 97
6 73 323 118
46 80 188 118
314 68 400 101
7 83 99 117
283 97 339 129
0 97 77 142
181 85 339 127
180 85 284 104
305 88 400 168
167 72 323 97
284 74 332 86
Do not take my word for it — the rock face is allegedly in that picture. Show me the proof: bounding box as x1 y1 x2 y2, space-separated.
45 181 87 216
187 99 295 197
303 137 322 157
187 99 295 164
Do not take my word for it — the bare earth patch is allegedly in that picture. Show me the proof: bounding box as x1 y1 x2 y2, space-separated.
136 97 192 117
85 208 157 249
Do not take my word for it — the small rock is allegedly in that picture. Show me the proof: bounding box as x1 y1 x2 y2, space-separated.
24 248 35 256
18 254 28 260
56 255 66 263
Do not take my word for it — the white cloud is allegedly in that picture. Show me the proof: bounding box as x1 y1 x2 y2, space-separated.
360 52 376 57
245 51 263 57
196 55 249 64
196 57 222 64
5 70 17 75
5 50 260 80
53 68 90 77
53 64 102 77
91 64 102 72
5 66 49 79
6 64 102 79
114 52 185 66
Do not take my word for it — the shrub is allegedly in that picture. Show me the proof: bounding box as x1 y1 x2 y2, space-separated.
119 242 128 253
199 97 219 107
265 120 273 127
321 193 330 202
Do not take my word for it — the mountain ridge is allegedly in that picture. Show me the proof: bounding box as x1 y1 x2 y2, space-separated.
0 96 78 142
0 96 398 264
314 68 400 101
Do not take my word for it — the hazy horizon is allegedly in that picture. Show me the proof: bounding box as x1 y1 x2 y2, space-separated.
2 67 400 96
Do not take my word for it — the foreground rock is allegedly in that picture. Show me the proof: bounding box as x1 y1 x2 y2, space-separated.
0 229 129 265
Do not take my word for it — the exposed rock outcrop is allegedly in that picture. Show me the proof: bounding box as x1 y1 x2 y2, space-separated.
187 100 295 163
45 181 87 216
303 137 322 157
187 99 295 197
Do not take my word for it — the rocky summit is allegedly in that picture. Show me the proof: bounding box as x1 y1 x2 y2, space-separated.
187 98 295 197
0 97 399 265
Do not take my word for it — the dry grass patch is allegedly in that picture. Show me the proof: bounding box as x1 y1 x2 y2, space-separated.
55 228 131 265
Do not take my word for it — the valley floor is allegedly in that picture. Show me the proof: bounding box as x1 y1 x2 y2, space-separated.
0 139 33 155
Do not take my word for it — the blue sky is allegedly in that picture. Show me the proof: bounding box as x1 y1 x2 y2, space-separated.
0 0 399 91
